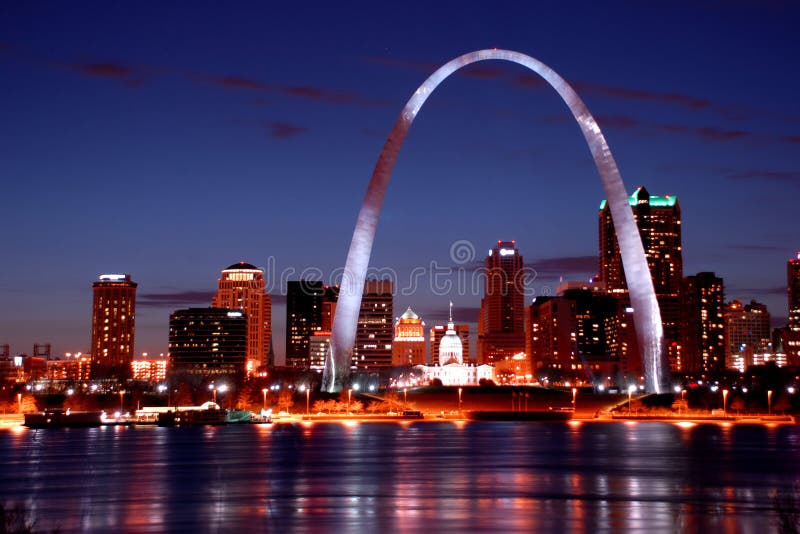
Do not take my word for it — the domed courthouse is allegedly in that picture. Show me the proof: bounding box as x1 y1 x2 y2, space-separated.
415 303 495 386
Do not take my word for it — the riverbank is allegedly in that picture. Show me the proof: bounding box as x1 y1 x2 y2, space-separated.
0 414 23 429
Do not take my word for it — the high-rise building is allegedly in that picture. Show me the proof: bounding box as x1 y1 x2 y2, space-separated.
90 274 137 380
431 323 470 365
212 262 272 372
526 282 620 385
599 187 682 371
308 331 331 372
681 272 725 376
786 252 800 363
354 279 393 369
168 308 247 379
477 241 526 364
724 300 771 367
392 307 426 366
285 281 339 369
321 300 337 332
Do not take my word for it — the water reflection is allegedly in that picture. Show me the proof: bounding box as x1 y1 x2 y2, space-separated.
0 421 798 532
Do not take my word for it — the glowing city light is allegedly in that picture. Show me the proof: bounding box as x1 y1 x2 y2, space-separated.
98 274 127 281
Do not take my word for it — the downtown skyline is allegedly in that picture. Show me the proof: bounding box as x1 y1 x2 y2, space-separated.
1 2 799 361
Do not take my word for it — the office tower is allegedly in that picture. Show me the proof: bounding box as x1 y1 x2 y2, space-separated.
212 262 271 372
90 274 137 380
321 300 337 331
431 323 470 365
168 308 247 379
308 331 331 372
392 307 426 366
285 281 339 369
724 300 771 366
681 272 725 376
786 252 800 363
526 282 620 384
354 279 393 369
599 187 682 371
477 241 526 364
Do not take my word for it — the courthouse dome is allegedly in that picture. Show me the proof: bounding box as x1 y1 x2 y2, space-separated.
224 261 260 270
439 302 463 366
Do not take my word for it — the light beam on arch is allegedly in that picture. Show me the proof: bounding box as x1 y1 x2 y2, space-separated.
322 49 666 393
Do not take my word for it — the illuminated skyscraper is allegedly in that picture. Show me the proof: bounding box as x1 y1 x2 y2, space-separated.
168 308 246 379
786 251 800 363
354 279 393 369
681 272 725 375
90 274 137 380
286 281 339 368
599 187 682 370
212 262 271 372
477 241 526 364
724 300 771 367
392 307 426 366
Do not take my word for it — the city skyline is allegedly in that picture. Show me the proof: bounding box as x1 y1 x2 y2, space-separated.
2 2 799 360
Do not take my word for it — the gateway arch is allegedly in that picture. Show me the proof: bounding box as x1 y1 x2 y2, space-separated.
323 49 666 394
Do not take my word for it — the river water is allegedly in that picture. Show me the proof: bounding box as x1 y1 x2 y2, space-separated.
1 421 798 532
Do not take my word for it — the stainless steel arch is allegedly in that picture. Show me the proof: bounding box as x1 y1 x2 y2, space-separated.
323 49 665 393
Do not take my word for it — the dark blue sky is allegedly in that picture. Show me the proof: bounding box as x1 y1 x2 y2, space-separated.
2 1 798 363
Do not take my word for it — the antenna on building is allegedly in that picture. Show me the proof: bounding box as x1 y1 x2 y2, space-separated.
449 301 453 323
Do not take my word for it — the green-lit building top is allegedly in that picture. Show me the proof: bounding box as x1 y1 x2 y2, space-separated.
599 187 677 210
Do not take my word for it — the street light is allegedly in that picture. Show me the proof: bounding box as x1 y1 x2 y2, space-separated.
722 389 729 414
262 388 268 412
628 384 636 415
348 388 352 414
119 390 124 411
572 388 577 412
768 390 773 415
218 385 228 408
458 387 463 416
209 383 216 403
403 388 408 409
305 387 310 415
17 393 22 413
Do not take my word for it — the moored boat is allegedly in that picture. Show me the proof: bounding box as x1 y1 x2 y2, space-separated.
225 409 252 424
24 409 104 428
157 407 227 426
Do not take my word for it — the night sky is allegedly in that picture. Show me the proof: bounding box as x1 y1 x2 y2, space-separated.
2 1 798 363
